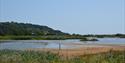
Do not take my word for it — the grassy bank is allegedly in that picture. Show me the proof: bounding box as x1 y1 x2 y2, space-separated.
0 36 99 41
0 34 124 40
0 35 87 40
0 49 124 63
0 36 67 40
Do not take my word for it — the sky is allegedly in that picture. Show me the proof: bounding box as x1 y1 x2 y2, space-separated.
0 0 125 34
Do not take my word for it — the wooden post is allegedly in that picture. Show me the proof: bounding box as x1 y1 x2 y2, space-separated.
59 41 61 50
58 40 61 58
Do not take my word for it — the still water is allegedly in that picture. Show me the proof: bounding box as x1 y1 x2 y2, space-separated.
0 38 125 50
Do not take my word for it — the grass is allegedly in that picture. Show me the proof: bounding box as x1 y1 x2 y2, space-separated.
0 35 99 41
0 49 59 63
0 35 87 40
72 50 125 63
0 49 125 63
0 36 66 40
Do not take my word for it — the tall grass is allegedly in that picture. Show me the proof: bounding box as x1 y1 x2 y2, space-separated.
0 49 125 63
0 49 59 63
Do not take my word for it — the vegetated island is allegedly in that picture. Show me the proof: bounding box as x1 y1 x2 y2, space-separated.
80 38 98 41
0 21 125 40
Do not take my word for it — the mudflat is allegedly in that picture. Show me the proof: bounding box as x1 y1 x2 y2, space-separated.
28 44 125 58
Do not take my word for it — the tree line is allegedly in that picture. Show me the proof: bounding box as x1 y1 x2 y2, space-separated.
0 22 68 36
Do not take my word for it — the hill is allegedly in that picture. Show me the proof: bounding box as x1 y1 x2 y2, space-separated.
0 22 68 36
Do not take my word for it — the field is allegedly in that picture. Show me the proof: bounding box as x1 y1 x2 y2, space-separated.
0 49 125 63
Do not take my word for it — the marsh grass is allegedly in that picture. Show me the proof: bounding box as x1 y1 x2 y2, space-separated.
0 49 59 63
0 49 125 63
0 36 66 40
0 35 87 40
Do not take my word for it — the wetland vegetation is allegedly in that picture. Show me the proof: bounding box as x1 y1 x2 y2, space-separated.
0 49 124 63
80 38 98 41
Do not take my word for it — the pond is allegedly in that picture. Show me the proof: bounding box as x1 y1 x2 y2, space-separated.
0 38 125 50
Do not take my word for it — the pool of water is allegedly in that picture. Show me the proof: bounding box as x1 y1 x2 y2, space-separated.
0 38 125 50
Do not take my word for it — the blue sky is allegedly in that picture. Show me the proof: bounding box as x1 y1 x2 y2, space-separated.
0 0 125 34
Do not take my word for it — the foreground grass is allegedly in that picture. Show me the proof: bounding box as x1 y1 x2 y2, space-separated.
0 49 125 63
73 50 125 63
0 49 59 63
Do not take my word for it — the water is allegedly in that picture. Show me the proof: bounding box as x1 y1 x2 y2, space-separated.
0 38 125 50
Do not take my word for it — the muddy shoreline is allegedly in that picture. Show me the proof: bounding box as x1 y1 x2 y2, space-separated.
27 44 125 57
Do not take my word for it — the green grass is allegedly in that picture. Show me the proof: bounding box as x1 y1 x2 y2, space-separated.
0 36 66 40
0 49 59 63
72 50 125 63
0 35 100 41
0 49 125 63
0 35 86 40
